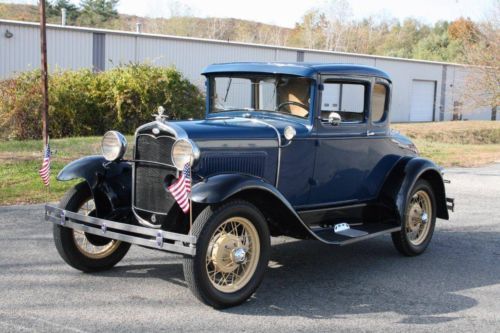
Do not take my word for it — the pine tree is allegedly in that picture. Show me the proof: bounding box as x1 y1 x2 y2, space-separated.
78 0 119 26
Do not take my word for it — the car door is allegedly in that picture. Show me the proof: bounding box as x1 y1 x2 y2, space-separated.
361 78 402 199
307 75 373 208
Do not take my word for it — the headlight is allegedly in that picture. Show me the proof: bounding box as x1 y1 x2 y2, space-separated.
171 139 199 170
101 131 127 161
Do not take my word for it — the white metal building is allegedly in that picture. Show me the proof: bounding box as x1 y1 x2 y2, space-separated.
0 19 495 122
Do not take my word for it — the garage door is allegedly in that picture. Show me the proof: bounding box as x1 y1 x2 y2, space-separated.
410 80 436 122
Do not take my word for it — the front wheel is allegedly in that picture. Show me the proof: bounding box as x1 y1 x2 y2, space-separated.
183 200 270 308
392 179 436 256
53 182 131 272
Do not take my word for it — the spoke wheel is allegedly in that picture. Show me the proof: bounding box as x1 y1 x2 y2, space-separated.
405 190 433 246
53 182 130 272
183 200 270 308
206 217 260 293
72 199 122 259
392 179 436 256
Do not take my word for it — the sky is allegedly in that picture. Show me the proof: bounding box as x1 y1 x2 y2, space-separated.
3 0 495 27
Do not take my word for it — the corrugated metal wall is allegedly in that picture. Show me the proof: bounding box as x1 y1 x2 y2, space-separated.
0 21 92 77
1 19 492 122
443 66 494 121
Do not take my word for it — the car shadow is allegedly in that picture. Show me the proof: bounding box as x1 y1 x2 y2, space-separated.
95 257 188 288
92 230 499 323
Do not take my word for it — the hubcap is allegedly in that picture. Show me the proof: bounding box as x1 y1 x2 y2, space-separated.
206 217 260 293
405 190 433 246
232 247 247 264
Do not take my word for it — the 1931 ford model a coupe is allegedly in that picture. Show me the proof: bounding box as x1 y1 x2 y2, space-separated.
45 62 453 308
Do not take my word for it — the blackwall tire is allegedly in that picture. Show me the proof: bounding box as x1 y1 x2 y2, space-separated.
183 200 270 308
392 179 436 256
53 182 131 272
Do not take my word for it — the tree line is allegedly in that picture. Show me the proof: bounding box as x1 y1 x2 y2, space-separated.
0 0 494 65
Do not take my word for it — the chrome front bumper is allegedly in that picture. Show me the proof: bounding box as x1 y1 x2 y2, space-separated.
44 205 196 256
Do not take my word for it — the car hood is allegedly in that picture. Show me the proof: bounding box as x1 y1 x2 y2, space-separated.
172 117 311 141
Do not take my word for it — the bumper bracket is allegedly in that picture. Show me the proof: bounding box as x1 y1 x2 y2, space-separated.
446 197 455 212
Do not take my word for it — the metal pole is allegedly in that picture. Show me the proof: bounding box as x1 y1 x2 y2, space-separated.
189 160 193 234
189 158 193 233
39 0 49 146
61 8 67 26
189 195 193 233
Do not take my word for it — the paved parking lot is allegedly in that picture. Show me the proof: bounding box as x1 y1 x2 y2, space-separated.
0 164 499 332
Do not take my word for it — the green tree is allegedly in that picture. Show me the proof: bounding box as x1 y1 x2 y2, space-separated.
293 9 324 49
78 0 119 26
378 18 430 58
47 0 80 24
413 21 462 62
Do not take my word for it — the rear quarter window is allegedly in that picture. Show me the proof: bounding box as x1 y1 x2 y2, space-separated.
372 83 388 123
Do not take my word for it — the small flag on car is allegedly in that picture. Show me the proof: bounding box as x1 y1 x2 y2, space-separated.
168 163 191 214
39 143 51 187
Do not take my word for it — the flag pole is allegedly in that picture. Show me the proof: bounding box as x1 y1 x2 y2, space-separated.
39 0 50 199
188 158 193 234
189 194 193 234
39 0 49 147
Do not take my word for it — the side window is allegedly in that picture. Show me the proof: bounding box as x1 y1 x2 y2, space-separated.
372 83 388 123
321 82 366 123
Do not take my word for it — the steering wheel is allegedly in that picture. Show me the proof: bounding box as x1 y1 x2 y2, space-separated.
276 101 309 117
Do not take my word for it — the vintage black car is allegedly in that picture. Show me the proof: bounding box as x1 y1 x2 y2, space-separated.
45 62 454 308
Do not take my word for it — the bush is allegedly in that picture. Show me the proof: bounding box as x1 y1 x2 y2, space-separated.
0 64 205 140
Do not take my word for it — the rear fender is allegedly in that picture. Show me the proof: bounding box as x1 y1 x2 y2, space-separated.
379 157 449 225
57 155 132 216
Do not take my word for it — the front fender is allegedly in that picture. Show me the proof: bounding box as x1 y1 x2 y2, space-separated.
57 155 132 214
192 174 290 207
57 155 107 188
380 157 449 225
192 174 318 238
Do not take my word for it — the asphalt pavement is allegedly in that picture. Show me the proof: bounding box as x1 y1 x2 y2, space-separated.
0 164 499 332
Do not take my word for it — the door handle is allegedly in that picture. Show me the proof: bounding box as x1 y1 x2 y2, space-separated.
367 130 375 136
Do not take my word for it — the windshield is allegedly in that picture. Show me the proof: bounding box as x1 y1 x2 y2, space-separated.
209 75 312 119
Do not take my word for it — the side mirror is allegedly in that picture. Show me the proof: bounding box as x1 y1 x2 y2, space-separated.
328 112 341 126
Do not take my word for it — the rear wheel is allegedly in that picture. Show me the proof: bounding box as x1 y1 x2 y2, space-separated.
53 182 130 272
183 200 270 308
392 179 436 256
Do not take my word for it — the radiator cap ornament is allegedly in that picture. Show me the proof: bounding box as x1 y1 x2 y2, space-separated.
154 106 169 121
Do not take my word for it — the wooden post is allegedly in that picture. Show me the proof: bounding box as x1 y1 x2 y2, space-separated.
39 0 49 146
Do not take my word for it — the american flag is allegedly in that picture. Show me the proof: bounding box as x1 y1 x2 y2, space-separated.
38 143 51 187
168 163 191 214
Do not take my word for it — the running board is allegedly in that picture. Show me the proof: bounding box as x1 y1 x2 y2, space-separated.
310 223 400 246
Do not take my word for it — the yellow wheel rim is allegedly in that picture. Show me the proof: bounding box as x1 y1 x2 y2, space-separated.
72 198 121 259
405 190 433 246
206 216 260 293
